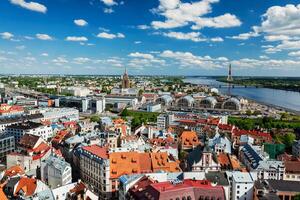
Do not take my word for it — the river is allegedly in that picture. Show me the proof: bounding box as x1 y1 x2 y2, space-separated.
184 77 300 112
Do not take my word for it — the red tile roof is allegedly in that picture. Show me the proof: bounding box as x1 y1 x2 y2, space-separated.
14 177 37 197
82 145 108 159
4 166 25 177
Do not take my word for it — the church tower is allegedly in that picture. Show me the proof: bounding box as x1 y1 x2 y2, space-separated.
121 67 130 88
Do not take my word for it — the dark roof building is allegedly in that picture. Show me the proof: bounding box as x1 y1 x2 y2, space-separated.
254 179 300 200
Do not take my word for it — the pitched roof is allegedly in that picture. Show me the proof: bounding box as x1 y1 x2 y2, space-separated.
19 134 40 149
180 131 200 148
82 145 108 159
4 166 25 177
285 161 300 173
14 177 37 197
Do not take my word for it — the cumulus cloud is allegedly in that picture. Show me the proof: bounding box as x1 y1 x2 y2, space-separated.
159 49 300 71
101 0 117 6
36 33 53 40
150 0 241 30
65 36 88 42
210 37 223 42
256 4 300 37
229 31 259 40
162 31 206 42
97 32 125 39
10 0 47 13
288 51 300 56
41 53 48 56
73 57 91 64
0 32 14 40
74 19 88 26
129 52 154 59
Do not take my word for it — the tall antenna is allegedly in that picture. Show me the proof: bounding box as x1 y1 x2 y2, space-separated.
227 64 233 82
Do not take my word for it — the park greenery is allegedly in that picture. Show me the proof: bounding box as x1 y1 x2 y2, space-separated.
121 108 160 129
228 116 300 130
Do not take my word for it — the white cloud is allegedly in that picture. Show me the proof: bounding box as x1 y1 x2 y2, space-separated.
151 0 241 30
101 0 117 6
210 37 223 42
74 19 88 26
129 52 154 59
104 8 114 13
10 0 47 13
134 41 142 44
160 50 226 69
0 32 14 40
97 32 125 39
256 4 300 37
52 56 68 65
288 51 300 56
41 53 48 56
73 57 91 64
191 13 241 30
230 31 259 40
36 33 53 40
137 25 150 30
259 55 269 59
65 36 88 42
163 31 206 42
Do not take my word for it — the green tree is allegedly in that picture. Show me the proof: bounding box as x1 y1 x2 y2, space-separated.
90 115 100 122
282 132 296 148
120 108 129 117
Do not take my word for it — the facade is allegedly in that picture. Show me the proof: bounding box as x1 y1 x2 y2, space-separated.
227 171 256 200
146 103 161 112
256 160 285 180
5 121 53 143
79 145 111 199
41 154 72 189
78 144 181 199
284 161 300 181
6 134 51 174
188 146 220 172
56 96 105 113
0 134 15 162
40 107 79 121
61 86 91 97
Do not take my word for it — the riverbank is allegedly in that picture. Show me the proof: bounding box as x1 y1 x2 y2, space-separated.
216 76 300 92
184 77 300 113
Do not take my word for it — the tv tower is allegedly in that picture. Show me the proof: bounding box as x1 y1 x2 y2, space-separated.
227 64 233 82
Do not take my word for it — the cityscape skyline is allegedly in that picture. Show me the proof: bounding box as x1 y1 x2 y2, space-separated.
1 0 300 76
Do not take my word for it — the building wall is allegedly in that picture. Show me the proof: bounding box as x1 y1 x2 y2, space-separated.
0 135 15 161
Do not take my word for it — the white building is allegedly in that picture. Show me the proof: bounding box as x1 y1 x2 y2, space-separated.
5 121 53 142
227 171 257 200
40 107 79 121
256 160 285 180
41 154 72 189
146 103 161 112
62 86 91 97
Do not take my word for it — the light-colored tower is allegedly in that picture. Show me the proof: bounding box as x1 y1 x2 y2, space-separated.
227 64 233 82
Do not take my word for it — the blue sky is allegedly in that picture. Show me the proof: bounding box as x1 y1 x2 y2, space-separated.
1 0 300 76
